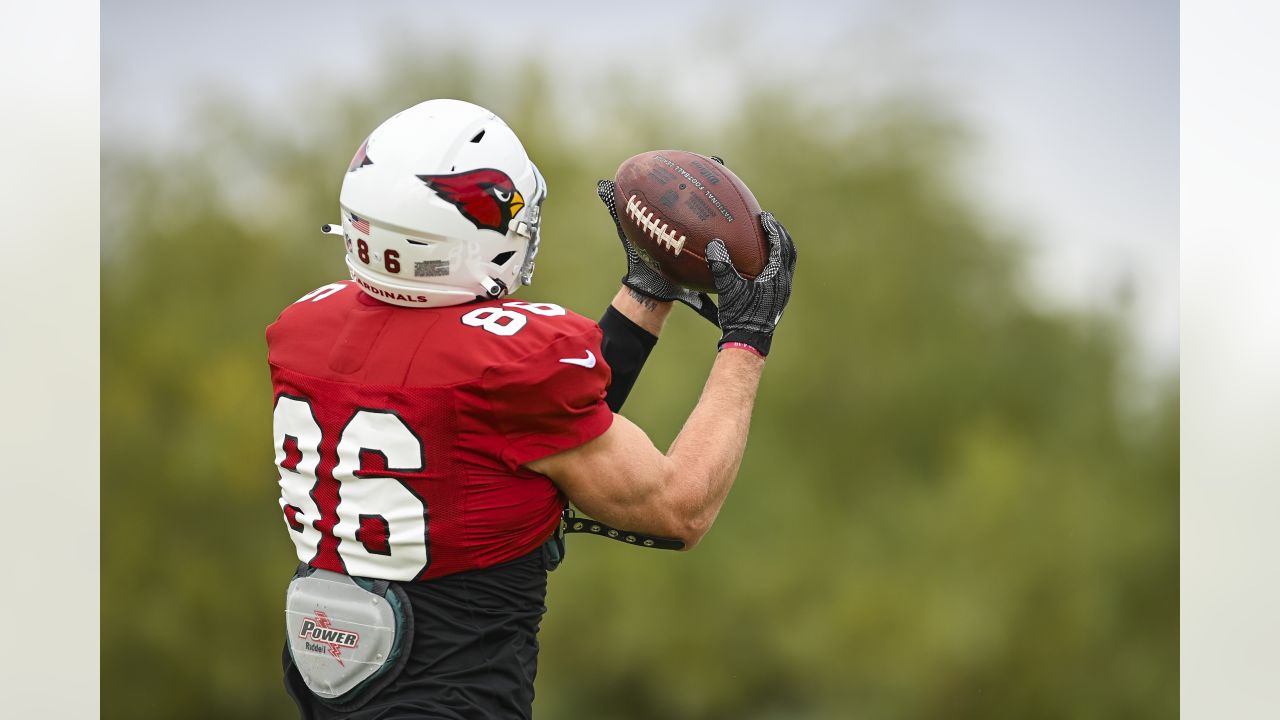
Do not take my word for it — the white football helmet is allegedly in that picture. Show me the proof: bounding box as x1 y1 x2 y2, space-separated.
327 99 546 307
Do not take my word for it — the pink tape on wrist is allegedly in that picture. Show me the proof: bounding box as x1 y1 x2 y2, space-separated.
720 341 765 358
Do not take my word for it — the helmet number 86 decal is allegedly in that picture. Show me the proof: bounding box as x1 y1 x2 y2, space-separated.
355 238 401 274
460 301 565 336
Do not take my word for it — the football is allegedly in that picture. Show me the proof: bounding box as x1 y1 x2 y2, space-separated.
613 150 767 293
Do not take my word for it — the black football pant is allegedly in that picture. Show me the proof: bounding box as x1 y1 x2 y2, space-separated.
284 549 549 719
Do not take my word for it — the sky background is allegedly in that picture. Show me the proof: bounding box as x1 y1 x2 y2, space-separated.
102 0 1178 368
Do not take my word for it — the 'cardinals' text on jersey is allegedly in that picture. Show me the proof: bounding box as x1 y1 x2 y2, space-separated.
266 281 613 582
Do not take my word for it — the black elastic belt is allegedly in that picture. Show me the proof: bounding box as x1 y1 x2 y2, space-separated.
561 508 685 551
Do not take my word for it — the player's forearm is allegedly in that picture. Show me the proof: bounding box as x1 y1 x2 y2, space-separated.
526 349 764 547
663 348 765 545
600 287 670 412
609 286 672 336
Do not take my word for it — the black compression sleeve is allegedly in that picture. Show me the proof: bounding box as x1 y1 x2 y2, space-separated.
599 305 658 412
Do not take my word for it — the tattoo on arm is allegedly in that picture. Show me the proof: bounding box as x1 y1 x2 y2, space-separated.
625 286 660 312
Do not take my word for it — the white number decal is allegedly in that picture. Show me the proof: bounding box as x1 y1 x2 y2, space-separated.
331 410 428 580
460 302 566 336
502 301 566 317
273 399 429 580
274 396 324 561
461 307 527 336
295 282 347 303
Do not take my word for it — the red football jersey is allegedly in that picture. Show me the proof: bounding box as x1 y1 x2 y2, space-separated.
266 281 613 582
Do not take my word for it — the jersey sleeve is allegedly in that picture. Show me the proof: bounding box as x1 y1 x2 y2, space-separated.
481 323 614 471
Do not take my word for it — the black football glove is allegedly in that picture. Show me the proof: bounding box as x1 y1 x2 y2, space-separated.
597 179 719 326
706 212 798 357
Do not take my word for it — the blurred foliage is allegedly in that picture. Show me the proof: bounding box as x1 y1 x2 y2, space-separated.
102 51 1176 719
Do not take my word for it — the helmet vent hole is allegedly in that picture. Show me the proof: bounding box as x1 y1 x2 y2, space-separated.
470 129 486 143
491 251 516 266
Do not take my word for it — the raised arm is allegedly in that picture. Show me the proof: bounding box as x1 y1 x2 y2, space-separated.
529 213 798 548
528 348 762 548
593 178 718 412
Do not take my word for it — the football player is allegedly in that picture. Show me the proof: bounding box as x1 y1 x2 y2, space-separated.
268 99 797 718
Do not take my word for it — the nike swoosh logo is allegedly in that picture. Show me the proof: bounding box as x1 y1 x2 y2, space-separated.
559 350 597 368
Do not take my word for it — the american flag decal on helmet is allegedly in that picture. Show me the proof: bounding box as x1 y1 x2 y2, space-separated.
349 214 371 235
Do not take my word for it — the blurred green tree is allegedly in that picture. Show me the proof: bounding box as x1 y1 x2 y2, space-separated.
102 54 1176 720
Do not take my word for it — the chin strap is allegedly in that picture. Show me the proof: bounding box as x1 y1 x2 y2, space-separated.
560 507 685 551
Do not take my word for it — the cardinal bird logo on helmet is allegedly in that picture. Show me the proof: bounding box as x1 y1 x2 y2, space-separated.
417 169 525 235
347 137 373 173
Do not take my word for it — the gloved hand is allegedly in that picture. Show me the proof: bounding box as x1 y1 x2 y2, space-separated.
706 212 798 357
597 179 719 326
